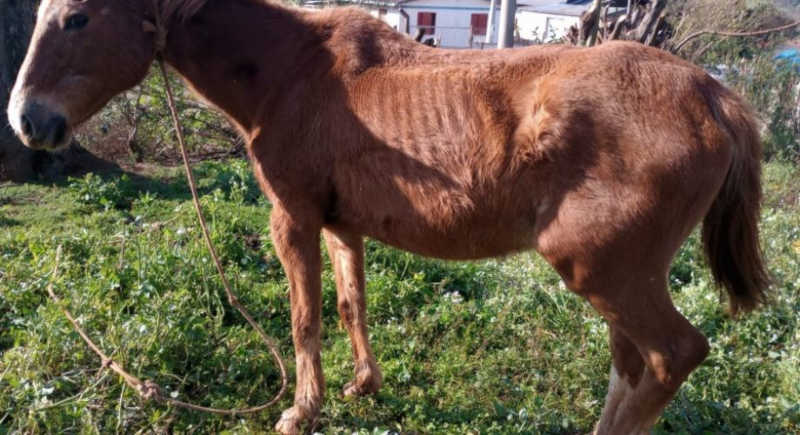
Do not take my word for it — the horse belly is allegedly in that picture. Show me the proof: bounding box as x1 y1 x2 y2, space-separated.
333 180 541 260
372 220 538 260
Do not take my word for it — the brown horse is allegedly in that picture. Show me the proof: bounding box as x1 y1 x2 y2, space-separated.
8 0 768 433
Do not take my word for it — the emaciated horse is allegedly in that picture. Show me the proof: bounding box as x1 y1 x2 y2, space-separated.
8 0 769 433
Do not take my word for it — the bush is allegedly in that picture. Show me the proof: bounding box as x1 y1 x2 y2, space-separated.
726 56 800 162
670 0 794 63
76 69 242 164
68 173 137 211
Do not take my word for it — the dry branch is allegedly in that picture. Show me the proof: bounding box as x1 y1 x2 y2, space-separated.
673 20 800 53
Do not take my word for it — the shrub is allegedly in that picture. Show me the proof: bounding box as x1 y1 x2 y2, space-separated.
726 55 800 162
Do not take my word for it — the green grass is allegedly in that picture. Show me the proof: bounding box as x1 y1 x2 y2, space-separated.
1 160 798 434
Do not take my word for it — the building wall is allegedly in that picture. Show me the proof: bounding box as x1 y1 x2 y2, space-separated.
516 11 578 43
401 5 499 48
368 9 403 32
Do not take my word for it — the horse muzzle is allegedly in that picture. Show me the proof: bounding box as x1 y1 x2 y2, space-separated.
11 101 71 151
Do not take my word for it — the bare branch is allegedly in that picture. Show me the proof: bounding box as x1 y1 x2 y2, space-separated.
674 20 800 54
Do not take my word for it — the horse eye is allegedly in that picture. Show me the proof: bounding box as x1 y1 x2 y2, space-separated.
64 14 89 31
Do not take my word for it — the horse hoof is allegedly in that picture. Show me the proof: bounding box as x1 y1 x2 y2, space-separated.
274 415 300 435
274 405 311 435
342 379 380 397
343 362 382 397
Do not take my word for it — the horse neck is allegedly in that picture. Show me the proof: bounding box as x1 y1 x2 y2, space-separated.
161 0 327 137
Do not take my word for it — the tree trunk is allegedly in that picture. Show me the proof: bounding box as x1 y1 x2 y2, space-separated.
570 0 672 49
0 0 37 181
1 0 114 182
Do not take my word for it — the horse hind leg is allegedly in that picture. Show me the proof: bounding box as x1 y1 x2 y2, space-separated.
587 274 710 434
594 326 645 434
323 229 382 396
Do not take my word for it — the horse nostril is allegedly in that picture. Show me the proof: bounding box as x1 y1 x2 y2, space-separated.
21 114 34 138
18 106 68 147
51 116 67 145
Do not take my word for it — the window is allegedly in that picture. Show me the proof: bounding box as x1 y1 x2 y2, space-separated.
470 13 488 36
418 12 436 35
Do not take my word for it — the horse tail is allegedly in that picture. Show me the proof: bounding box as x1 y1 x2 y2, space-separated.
702 88 770 315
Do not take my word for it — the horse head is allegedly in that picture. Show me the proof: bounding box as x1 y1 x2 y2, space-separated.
7 0 159 150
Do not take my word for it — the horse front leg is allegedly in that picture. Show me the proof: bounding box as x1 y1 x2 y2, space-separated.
271 207 324 435
323 229 382 397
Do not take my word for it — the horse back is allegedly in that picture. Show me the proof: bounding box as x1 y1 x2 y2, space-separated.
297 37 736 261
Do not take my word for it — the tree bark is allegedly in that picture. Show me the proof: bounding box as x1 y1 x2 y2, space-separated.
571 0 672 49
1 0 114 181
0 0 37 181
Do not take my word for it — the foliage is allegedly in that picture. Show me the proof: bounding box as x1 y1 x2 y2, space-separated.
77 69 241 165
669 0 795 63
1 160 798 433
727 56 800 162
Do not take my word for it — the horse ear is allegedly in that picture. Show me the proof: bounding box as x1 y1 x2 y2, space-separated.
142 20 158 34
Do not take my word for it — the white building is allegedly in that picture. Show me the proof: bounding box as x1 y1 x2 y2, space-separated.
303 0 600 48
517 1 626 44
303 0 500 48
516 0 590 43
395 0 603 47
397 0 500 48
302 1 409 40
